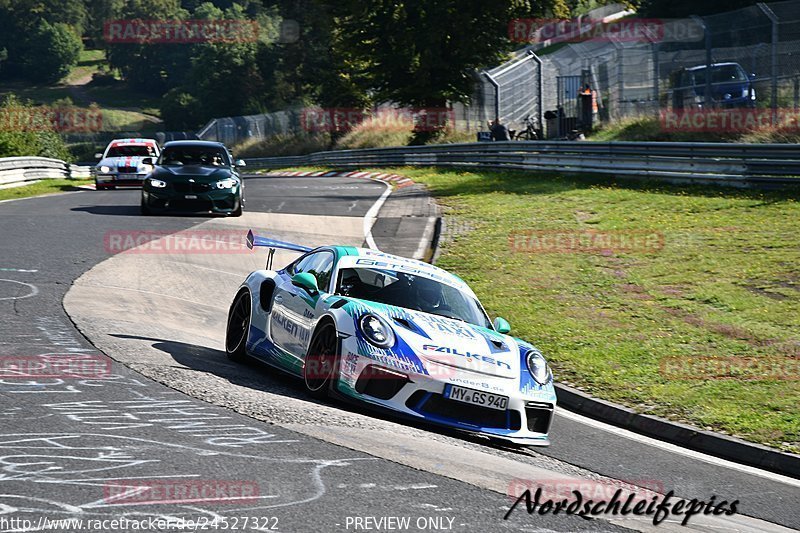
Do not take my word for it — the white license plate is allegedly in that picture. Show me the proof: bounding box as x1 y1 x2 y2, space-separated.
445 385 508 411
185 195 198 199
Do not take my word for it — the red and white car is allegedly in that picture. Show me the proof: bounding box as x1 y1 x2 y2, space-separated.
94 138 160 190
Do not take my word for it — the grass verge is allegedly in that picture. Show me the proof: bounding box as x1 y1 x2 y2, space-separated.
0 179 92 202
292 166 799 452
590 115 800 144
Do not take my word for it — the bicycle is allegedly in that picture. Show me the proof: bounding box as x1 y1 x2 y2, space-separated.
514 115 539 140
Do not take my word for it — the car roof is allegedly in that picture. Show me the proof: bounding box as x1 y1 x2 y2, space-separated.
163 140 228 148
107 138 158 145
685 62 742 71
331 247 473 294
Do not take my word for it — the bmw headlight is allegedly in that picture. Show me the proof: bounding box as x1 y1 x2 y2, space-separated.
526 350 552 385
99 165 111 174
359 314 395 348
215 178 238 189
148 178 167 189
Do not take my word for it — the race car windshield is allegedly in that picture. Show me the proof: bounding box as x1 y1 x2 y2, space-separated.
336 267 492 328
106 145 154 157
159 146 229 166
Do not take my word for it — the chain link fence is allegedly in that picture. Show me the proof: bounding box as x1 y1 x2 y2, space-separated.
531 0 800 136
196 0 800 145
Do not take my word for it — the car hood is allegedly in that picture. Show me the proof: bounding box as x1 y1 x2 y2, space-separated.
346 299 522 379
710 82 748 99
152 165 234 182
98 156 150 170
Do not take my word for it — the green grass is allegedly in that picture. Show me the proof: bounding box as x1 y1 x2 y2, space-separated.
590 115 800 144
0 48 162 129
301 166 800 451
0 178 91 201
63 49 106 84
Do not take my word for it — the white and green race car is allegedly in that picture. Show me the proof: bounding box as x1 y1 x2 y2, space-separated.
225 231 557 446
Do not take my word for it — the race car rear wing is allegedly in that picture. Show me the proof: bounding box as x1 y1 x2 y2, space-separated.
246 230 313 270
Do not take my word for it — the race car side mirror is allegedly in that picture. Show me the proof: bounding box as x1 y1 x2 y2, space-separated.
235 159 246 167
94 152 103 159
141 157 154 165
494 317 511 334
292 272 318 295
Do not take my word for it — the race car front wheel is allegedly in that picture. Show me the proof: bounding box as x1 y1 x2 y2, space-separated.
304 322 338 399
225 290 251 363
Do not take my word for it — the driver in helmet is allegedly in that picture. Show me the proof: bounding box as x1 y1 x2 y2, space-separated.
416 278 444 313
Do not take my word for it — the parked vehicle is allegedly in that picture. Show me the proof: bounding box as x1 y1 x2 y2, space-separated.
672 62 756 109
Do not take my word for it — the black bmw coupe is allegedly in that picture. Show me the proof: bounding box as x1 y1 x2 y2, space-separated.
140 140 245 216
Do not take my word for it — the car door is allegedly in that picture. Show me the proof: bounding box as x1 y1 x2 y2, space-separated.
270 251 335 356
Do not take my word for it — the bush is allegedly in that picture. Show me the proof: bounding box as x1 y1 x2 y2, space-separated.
0 96 72 161
160 89 205 130
232 133 331 157
20 21 82 83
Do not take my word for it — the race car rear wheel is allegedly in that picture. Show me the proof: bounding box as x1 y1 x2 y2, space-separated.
225 290 251 363
304 322 338 399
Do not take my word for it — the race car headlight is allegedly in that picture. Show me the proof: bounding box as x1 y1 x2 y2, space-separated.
99 165 111 174
148 178 167 188
526 351 552 385
215 178 238 189
359 314 395 348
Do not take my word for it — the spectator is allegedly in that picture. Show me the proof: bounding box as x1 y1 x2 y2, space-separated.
489 119 511 141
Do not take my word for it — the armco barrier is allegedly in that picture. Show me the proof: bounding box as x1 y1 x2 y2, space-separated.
0 157 72 188
242 141 800 188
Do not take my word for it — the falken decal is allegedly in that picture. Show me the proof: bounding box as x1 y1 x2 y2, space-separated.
422 344 511 370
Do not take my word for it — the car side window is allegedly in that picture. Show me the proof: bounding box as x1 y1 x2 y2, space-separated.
289 251 335 292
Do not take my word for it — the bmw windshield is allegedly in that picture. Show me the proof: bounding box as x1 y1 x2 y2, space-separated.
335 267 492 329
159 146 230 166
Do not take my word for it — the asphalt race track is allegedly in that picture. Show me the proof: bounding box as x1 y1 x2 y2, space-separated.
0 174 797 533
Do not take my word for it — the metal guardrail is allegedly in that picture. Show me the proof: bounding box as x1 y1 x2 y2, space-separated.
0 157 73 188
242 141 800 188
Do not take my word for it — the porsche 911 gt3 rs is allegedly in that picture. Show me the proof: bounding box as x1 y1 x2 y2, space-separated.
225 231 557 445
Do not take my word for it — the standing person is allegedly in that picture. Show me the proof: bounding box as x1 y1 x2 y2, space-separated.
489 119 511 141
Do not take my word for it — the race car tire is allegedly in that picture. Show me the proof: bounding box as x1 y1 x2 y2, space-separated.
225 289 251 363
303 321 339 399
139 199 152 216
